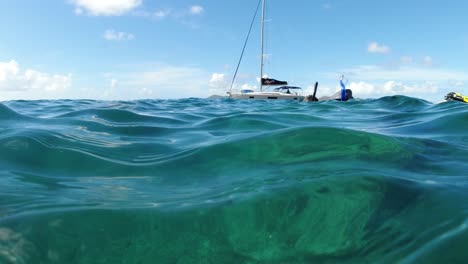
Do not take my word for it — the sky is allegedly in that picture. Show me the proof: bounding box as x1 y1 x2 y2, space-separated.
0 0 467 102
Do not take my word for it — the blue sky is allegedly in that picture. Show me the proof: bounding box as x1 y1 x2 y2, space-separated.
0 0 467 101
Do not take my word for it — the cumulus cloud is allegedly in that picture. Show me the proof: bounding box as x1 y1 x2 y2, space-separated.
0 60 71 99
348 81 439 96
70 0 142 16
322 63 468 101
368 42 390 54
349 81 376 95
103 30 135 41
190 5 204 15
240 84 256 90
24 70 71 92
208 73 230 95
209 72 265 95
0 60 19 81
209 73 227 88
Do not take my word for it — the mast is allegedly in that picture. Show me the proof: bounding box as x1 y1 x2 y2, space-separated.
260 0 265 92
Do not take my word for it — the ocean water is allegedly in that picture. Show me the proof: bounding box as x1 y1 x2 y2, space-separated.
1 96 468 264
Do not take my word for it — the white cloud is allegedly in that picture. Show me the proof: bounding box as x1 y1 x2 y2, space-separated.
154 9 170 18
0 60 71 99
332 65 468 81
321 63 468 101
304 83 333 98
133 5 205 26
133 9 172 19
101 79 118 98
24 70 71 92
386 81 439 94
110 79 118 88
0 60 19 81
101 65 213 99
241 84 256 90
449 80 464 87
303 77 448 101
340 81 439 98
209 73 227 88
210 73 263 94
138 87 154 96
400 56 413 64
190 5 204 15
70 0 142 16
136 67 208 98
349 81 377 95
368 42 390 54
422 56 433 66
103 30 135 41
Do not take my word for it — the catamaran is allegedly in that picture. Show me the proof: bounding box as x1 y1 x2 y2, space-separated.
227 0 306 101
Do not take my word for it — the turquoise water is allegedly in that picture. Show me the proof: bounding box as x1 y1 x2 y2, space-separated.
1 96 468 263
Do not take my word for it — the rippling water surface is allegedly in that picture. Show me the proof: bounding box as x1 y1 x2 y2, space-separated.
1 96 468 263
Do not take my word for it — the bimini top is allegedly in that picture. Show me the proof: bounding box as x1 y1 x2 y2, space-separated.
273 86 303 92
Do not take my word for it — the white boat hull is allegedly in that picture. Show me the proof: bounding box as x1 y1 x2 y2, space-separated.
228 92 304 101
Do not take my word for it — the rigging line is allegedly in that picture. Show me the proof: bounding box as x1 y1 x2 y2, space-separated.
229 0 262 92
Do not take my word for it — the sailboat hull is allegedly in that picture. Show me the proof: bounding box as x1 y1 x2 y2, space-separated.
228 92 304 101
